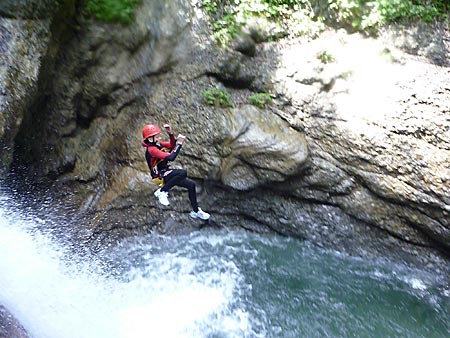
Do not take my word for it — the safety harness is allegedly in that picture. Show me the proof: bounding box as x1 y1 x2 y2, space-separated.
144 143 172 187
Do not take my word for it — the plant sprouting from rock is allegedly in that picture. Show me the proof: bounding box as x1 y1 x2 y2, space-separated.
248 92 273 108
317 50 335 64
199 0 449 46
203 88 234 108
83 0 140 25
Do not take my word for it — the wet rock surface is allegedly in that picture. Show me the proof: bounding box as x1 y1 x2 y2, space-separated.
0 305 30 338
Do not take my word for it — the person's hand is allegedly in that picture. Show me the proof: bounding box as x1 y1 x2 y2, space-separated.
176 134 186 145
163 124 173 135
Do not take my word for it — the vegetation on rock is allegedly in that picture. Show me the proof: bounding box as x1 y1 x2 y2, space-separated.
248 92 273 108
317 50 335 63
203 88 234 107
200 0 449 45
83 0 140 24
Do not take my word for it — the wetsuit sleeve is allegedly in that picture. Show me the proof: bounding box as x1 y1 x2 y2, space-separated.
147 143 182 161
160 134 176 150
165 143 182 161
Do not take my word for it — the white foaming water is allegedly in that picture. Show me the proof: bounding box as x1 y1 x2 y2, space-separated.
0 196 249 338
408 278 428 291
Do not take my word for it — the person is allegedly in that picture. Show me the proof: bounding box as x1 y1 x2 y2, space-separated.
141 123 210 220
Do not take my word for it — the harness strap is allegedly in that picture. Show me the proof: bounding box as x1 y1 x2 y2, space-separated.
152 177 164 187
145 144 170 186
152 158 163 177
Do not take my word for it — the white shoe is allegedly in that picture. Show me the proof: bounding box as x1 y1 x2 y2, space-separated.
154 189 169 206
190 208 210 220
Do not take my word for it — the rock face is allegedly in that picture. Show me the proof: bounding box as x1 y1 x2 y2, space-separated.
215 105 308 190
0 0 80 176
0 305 30 338
269 29 450 252
0 1 449 270
0 0 56 173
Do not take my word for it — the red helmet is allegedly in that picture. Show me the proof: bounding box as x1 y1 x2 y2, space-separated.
142 124 161 139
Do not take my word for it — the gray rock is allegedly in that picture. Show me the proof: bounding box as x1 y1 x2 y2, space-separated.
217 105 308 190
232 32 256 57
0 305 29 338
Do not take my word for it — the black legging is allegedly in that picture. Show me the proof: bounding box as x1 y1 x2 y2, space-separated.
161 169 198 212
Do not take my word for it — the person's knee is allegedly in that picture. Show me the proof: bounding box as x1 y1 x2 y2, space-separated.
186 179 196 190
178 169 188 179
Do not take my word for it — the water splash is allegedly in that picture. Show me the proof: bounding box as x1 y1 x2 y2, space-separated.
0 195 252 338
